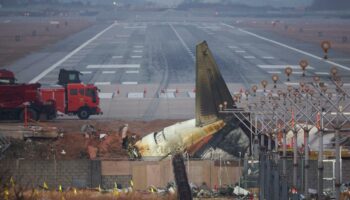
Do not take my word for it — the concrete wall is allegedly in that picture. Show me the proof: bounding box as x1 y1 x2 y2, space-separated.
101 159 241 190
0 159 95 189
2 158 350 190
0 158 241 190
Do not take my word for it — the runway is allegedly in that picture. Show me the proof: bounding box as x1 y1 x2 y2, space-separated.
9 11 350 120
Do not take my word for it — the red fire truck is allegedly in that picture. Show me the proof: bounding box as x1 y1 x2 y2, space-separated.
39 69 102 119
0 69 56 121
0 69 102 120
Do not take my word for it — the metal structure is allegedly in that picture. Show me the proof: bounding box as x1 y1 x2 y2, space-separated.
220 59 350 199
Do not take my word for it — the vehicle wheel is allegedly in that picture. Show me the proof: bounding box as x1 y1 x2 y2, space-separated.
78 108 90 120
19 108 38 121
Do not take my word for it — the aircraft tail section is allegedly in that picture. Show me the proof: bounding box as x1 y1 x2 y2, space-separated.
195 41 235 127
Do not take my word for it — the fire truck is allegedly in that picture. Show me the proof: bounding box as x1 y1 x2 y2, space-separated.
0 69 56 121
0 69 102 120
39 69 102 119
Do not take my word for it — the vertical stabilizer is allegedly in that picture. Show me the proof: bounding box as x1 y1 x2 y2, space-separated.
195 41 235 127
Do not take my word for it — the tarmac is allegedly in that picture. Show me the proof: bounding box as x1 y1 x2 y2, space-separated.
6 10 350 120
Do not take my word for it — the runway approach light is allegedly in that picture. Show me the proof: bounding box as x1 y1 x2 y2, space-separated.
272 74 279 88
313 75 320 83
299 60 308 77
113 2 117 5
321 41 331 59
261 80 268 92
285 67 293 81
251 85 258 96
330 67 338 77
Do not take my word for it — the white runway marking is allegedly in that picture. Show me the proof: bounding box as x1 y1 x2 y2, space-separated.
112 56 123 59
159 92 176 99
244 56 256 59
315 72 329 75
125 70 139 74
262 56 275 59
127 92 144 99
95 82 111 85
80 71 92 74
228 46 238 49
102 71 116 74
188 92 196 98
99 93 114 99
30 23 117 83
284 82 300 86
221 23 350 71
258 65 314 70
267 71 281 74
122 82 138 85
293 71 304 74
235 50 246 53
133 50 143 53
131 55 142 58
134 45 144 48
169 23 195 61
87 64 140 69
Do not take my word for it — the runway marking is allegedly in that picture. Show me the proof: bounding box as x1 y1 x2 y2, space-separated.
80 71 92 74
99 92 114 99
102 71 116 74
3 20 11 23
87 64 140 69
29 23 117 83
293 71 304 75
126 70 139 74
133 50 143 53
188 92 196 98
258 65 314 70
128 92 144 99
235 50 246 53
262 56 275 59
169 23 195 61
284 82 300 86
159 92 176 99
112 56 123 59
267 71 281 74
131 55 142 58
95 82 111 85
244 56 256 59
221 23 350 71
134 45 144 48
315 72 329 75
122 81 138 85
228 46 238 49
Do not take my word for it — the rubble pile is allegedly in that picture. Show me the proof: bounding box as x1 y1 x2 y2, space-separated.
1 119 181 160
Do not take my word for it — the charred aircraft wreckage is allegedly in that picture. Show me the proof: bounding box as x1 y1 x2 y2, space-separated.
128 41 257 160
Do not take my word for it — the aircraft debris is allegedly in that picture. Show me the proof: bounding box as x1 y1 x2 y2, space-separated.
129 41 250 159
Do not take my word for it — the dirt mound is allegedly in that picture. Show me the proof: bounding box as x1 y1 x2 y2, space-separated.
3 119 182 160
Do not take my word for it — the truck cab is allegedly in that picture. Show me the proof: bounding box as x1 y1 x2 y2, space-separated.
66 83 101 119
0 69 16 85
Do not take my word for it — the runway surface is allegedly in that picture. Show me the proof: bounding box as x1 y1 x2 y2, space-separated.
9 11 350 120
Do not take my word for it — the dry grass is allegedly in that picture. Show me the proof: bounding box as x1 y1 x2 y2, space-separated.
3 189 178 200
0 18 93 68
